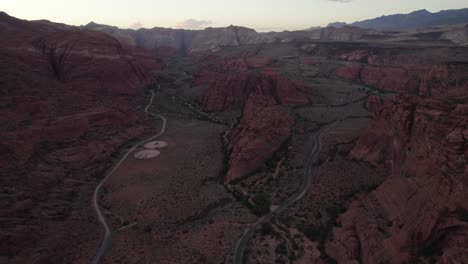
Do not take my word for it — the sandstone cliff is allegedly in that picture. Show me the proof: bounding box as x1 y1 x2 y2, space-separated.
335 52 468 99
327 96 468 263
0 12 162 262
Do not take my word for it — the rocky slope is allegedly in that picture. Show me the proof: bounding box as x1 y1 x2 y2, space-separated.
334 50 468 99
196 61 310 181
200 70 309 112
84 22 275 53
85 19 468 55
0 12 163 262
227 93 294 182
441 24 468 45
65 14 468 54
326 96 468 263
193 54 311 182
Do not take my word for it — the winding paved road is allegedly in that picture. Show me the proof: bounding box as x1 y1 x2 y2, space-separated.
91 89 167 264
233 121 338 264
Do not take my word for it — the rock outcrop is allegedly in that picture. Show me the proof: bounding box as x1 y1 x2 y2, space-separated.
335 62 468 99
195 66 307 181
441 25 468 45
226 93 294 182
192 56 308 182
36 30 161 95
200 70 309 112
365 95 383 112
84 22 275 53
327 96 468 263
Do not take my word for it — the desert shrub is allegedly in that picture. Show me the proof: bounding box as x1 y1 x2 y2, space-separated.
249 193 271 216
260 222 275 235
275 242 287 255
303 224 322 241
457 208 468 222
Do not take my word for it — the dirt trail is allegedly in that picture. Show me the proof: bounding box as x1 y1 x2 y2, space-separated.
91 89 167 264
233 121 338 264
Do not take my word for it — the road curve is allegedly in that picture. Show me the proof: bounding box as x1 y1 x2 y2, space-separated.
233 121 338 264
91 89 167 264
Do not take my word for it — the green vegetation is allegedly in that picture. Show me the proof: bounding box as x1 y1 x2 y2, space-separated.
260 222 275 235
303 224 322 241
298 203 347 264
456 208 468 222
278 215 294 227
143 225 152 233
275 242 287 255
248 193 271 216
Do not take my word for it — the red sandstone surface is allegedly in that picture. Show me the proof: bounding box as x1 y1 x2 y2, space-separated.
302 57 320 65
0 13 163 262
226 92 294 182
192 54 273 86
328 96 468 263
365 95 383 112
335 60 468 99
200 71 310 111
3 10 468 264
198 65 309 182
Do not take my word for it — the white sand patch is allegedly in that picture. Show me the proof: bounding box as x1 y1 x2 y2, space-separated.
144 141 169 149
134 149 161 159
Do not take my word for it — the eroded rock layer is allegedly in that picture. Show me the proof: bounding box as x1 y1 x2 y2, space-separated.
200 71 309 112
327 96 468 263
0 13 163 262
195 60 309 181
226 93 294 182
334 51 468 99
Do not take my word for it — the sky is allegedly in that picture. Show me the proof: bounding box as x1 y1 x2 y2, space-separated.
1 0 467 31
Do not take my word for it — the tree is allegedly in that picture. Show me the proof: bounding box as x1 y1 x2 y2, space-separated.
249 193 271 216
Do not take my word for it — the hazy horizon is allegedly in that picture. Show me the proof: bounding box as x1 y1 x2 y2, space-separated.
2 0 468 31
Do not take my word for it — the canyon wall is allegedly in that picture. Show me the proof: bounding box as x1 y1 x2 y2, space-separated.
327 96 467 263
0 13 163 262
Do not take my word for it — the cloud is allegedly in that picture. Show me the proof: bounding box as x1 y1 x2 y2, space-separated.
175 19 212 29
129 21 143 30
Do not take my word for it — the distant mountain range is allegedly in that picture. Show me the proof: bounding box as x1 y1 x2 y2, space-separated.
328 8 468 30
1 10 467 56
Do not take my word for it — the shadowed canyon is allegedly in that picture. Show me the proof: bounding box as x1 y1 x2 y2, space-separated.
1 7 467 264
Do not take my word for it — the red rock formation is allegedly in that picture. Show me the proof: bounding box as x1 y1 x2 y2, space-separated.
199 72 256 111
200 71 309 111
226 93 294 182
328 96 468 263
37 30 161 95
192 54 273 87
302 57 320 65
195 58 308 182
349 96 416 167
245 56 273 68
0 12 163 263
335 63 468 99
335 64 361 80
264 70 311 106
335 64 417 93
196 55 272 73
365 95 383 112
419 64 468 98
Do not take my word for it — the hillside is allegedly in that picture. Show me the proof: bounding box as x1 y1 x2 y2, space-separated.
328 8 468 30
